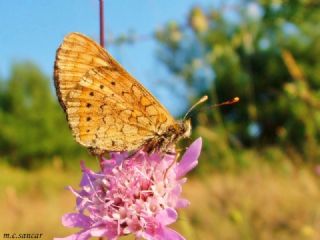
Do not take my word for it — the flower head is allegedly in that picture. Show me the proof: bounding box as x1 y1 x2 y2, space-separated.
55 138 202 240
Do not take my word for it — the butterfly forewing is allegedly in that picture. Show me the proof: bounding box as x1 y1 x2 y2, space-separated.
54 32 176 153
54 33 111 109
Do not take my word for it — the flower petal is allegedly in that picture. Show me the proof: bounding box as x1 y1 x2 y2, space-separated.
54 230 91 240
157 226 186 240
156 208 178 226
61 213 91 228
90 227 107 237
176 198 190 208
138 232 156 240
176 137 202 179
80 169 97 187
90 223 118 239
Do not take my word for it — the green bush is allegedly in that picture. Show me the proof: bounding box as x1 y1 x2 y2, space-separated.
0 63 86 168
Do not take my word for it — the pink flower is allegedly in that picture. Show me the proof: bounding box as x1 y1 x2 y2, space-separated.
55 138 202 240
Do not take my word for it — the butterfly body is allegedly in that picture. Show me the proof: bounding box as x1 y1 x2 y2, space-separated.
54 32 192 155
139 119 191 154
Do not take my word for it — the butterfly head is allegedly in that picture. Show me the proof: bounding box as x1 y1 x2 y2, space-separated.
181 118 192 138
166 119 191 142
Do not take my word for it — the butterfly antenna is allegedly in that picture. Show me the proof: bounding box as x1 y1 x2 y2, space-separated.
183 95 208 120
212 97 240 108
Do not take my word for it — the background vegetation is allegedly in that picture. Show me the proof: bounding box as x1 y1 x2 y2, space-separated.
1 1 320 239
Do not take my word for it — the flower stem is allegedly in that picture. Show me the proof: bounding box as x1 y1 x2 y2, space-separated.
99 0 105 48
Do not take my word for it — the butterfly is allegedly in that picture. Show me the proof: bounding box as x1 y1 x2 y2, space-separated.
54 32 206 155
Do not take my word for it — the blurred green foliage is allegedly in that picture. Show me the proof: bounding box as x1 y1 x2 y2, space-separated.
155 0 320 168
0 63 86 168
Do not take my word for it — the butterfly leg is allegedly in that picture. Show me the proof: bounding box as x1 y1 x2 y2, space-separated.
163 152 180 180
89 147 106 156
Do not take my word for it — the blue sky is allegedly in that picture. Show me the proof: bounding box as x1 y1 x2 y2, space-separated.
0 0 217 115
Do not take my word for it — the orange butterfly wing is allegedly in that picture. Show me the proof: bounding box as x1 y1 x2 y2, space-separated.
54 33 175 153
